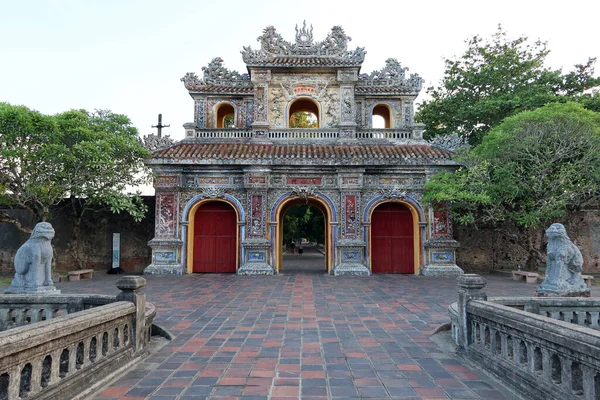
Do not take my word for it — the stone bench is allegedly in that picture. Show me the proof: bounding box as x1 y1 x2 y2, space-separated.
68 269 94 281
582 275 596 287
512 270 539 283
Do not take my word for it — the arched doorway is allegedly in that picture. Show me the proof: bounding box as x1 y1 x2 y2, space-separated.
192 201 237 273
371 202 414 274
273 196 334 273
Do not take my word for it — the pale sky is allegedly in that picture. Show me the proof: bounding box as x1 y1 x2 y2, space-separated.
1 0 599 142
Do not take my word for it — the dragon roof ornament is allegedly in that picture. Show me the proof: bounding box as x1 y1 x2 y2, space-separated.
241 22 366 66
358 58 423 92
181 57 251 90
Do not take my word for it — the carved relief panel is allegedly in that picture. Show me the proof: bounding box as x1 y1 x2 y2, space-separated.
341 192 360 239
340 86 355 125
156 193 178 237
155 175 181 189
432 202 453 239
254 85 268 123
247 193 267 238
195 99 206 128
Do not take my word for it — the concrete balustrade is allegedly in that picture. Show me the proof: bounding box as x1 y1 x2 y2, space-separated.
0 276 156 400
449 274 600 400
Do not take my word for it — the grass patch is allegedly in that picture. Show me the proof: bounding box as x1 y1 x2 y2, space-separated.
0 277 12 284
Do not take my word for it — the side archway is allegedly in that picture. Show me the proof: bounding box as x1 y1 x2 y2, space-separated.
363 195 424 274
181 194 245 274
270 192 337 273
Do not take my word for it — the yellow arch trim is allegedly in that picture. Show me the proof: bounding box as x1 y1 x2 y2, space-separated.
272 196 333 273
367 200 421 275
186 199 240 274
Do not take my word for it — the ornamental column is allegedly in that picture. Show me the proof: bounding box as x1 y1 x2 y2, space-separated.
337 69 359 139
145 173 184 275
237 168 274 275
334 169 370 276
421 201 464 277
250 69 271 140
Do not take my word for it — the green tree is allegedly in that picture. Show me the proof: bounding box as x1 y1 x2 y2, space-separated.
424 102 600 270
283 205 325 245
1 103 151 267
54 109 151 268
289 111 318 128
0 103 65 230
417 26 600 146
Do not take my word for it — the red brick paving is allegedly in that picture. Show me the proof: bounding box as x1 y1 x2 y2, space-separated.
35 255 592 399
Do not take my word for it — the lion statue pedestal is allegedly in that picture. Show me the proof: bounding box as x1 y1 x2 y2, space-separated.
536 223 590 297
5 222 61 294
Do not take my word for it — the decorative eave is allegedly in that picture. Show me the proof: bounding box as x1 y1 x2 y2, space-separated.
357 58 423 95
146 143 456 167
187 85 254 95
241 23 366 68
181 57 252 91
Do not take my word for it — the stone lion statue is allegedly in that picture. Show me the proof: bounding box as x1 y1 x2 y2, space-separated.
5 222 60 294
537 223 589 297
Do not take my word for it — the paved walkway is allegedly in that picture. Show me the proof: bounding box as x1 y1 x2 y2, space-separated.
7 262 598 399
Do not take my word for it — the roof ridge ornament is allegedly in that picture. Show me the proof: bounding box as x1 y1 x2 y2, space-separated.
241 24 366 65
295 21 313 47
181 57 251 90
358 58 423 92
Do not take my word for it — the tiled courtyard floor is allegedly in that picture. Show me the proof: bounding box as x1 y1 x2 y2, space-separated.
8 253 598 399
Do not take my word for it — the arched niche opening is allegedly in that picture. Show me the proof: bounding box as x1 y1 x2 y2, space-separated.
288 98 319 128
216 103 235 128
372 104 392 129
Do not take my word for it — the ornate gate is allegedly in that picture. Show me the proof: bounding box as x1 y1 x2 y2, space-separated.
193 202 237 273
371 202 414 274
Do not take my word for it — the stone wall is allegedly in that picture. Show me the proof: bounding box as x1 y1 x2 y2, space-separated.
455 206 600 274
0 197 155 274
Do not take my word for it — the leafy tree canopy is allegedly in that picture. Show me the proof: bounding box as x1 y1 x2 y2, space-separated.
283 205 325 245
417 26 600 146
0 103 151 233
423 102 600 268
289 111 318 128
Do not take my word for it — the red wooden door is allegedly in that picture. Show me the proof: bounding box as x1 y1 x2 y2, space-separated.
193 202 236 273
371 203 414 274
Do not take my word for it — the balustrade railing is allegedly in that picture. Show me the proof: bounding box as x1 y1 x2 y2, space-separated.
451 275 600 400
268 129 339 139
356 129 412 140
187 128 417 141
195 129 252 139
0 294 114 331
0 276 155 400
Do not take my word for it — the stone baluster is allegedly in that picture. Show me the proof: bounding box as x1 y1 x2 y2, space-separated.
541 348 552 382
116 276 147 351
7 366 19 400
561 357 573 393
456 274 487 351
49 349 61 386
582 365 595 400
590 311 599 328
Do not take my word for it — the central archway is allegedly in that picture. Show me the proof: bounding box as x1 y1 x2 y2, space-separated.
272 195 334 273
